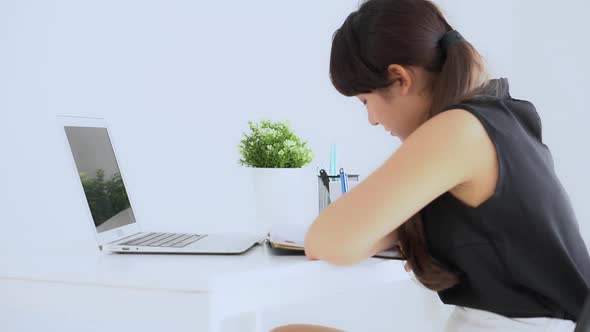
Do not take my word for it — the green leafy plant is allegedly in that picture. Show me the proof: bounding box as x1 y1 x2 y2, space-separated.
80 169 131 226
238 119 313 168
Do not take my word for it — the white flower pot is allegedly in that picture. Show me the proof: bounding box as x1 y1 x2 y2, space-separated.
250 165 318 236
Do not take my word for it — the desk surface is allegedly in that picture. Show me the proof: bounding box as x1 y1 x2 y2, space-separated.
0 243 409 294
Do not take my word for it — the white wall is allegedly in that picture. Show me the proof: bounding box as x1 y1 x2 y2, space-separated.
510 0 590 242
0 0 588 330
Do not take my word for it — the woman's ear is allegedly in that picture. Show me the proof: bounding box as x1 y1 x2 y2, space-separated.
387 64 412 96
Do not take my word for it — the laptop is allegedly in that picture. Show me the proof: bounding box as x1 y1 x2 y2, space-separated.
58 116 264 254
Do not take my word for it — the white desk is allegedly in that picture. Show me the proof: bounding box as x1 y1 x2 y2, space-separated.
0 243 410 332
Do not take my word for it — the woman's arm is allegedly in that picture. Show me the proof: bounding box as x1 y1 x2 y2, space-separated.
304 109 493 266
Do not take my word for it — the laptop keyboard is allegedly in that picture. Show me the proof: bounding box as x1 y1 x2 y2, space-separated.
119 232 207 248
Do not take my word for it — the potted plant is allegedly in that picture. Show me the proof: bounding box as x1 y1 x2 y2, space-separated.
238 120 316 235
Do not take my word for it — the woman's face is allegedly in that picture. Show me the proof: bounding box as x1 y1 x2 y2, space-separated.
356 65 434 141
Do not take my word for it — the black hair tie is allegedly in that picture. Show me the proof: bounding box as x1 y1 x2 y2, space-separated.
439 30 464 53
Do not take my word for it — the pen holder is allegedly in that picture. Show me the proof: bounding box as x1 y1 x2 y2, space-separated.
317 174 360 212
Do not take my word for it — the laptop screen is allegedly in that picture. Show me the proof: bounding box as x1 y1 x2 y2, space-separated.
64 126 137 233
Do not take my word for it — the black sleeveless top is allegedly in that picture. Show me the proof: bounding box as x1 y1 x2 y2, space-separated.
422 77 590 323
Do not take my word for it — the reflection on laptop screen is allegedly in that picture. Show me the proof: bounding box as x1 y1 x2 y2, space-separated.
64 126 136 233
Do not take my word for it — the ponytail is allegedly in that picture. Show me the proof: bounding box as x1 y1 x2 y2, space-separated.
429 31 490 118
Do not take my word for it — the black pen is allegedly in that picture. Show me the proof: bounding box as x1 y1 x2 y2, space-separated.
319 168 332 204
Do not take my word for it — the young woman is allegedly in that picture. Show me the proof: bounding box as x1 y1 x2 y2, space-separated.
271 0 590 331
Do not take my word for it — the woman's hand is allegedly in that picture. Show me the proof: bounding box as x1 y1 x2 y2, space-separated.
404 260 412 272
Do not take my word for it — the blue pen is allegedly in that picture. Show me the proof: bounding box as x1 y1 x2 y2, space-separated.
339 168 349 194
343 169 349 193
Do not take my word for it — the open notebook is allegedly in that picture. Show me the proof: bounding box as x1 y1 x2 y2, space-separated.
266 230 405 260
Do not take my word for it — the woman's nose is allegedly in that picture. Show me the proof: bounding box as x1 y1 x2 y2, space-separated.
368 114 379 126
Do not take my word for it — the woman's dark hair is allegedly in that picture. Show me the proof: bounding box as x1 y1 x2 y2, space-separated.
330 0 491 291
